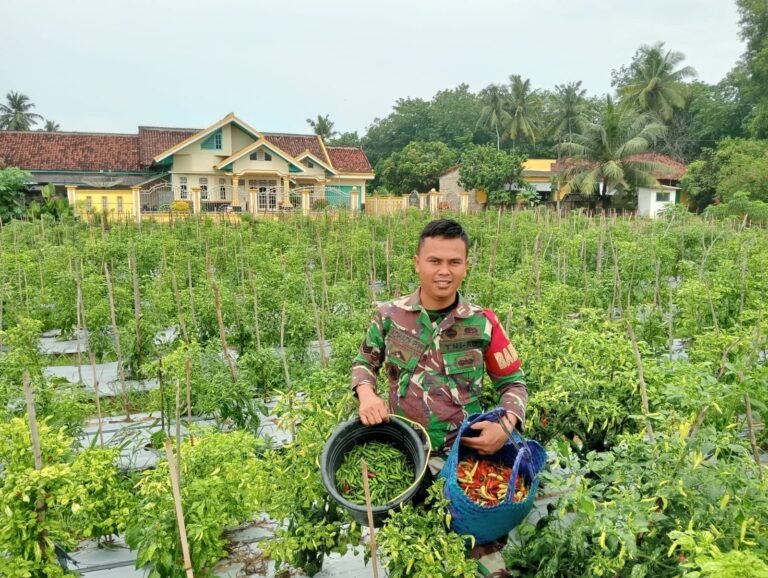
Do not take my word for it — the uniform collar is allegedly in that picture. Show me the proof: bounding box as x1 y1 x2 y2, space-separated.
401 289 474 319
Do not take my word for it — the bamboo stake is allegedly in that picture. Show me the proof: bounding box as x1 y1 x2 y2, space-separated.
170 269 189 343
175 378 182 488
360 459 380 578
306 267 327 366
71 258 84 384
23 372 49 564
104 262 132 420
23 372 43 470
667 281 675 359
625 317 655 442
744 397 763 476
187 260 198 338
130 250 143 371
164 440 195 578
209 272 237 383
186 358 194 447
279 303 295 437
317 232 330 312
247 267 262 350
739 244 749 317
76 259 104 447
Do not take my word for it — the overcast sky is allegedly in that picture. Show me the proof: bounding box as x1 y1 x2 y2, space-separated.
1 0 744 136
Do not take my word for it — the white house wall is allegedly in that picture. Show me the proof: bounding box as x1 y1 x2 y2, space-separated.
231 126 256 152
637 187 675 219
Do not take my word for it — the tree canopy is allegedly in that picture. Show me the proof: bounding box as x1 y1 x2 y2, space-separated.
0 167 30 221
0 92 44 131
558 97 668 206
458 144 526 205
377 141 457 195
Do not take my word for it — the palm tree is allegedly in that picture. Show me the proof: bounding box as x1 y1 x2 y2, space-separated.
0 91 44 130
507 75 539 147
306 114 336 140
476 84 512 150
549 81 588 141
617 42 697 121
43 119 60 132
557 97 668 209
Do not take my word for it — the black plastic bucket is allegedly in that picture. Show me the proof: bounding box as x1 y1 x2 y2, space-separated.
320 416 430 527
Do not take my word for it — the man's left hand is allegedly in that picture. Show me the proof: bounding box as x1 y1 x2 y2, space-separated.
460 415 517 455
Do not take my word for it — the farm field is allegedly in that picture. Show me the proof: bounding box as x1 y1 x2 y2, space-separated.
1 210 766 578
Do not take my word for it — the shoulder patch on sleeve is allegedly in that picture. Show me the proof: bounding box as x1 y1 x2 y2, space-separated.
483 308 520 375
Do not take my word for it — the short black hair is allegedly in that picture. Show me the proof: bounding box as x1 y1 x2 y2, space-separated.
417 219 469 254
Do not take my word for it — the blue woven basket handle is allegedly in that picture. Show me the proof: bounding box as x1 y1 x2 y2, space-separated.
504 442 532 503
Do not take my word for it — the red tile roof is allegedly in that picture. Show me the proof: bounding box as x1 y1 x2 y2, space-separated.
138 126 199 167
0 125 373 175
630 153 687 180
552 153 686 181
0 131 140 171
263 133 329 165
326 146 374 173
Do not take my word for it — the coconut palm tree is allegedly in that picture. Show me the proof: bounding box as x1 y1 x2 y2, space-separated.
43 119 60 132
507 75 539 147
476 85 512 150
549 81 588 141
0 92 43 130
617 42 697 121
306 114 336 140
557 97 669 209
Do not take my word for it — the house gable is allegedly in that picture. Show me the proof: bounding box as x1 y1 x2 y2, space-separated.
215 139 305 174
153 113 262 165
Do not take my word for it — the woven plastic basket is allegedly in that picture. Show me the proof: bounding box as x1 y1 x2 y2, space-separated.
439 409 547 544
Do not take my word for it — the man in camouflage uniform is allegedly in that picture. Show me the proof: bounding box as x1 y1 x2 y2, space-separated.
351 219 527 577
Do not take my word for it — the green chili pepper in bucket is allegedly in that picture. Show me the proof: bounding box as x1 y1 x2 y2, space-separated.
335 442 414 505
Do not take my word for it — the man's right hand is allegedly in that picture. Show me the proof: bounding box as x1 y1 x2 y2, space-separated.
356 383 389 426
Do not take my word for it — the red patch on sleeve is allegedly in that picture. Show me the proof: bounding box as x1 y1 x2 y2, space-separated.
484 308 521 375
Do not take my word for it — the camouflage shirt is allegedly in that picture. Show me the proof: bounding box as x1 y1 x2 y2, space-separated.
351 290 528 452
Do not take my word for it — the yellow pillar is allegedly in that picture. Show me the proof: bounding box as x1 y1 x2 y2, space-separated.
281 176 291 207
429 189 439 215
65 185 77 207
419 193 428 211
250 188 258 217
191 187 200 214
350 187 358 213
131 186 142 223
460 192 470 214
302 189 311 216
232 176 240 208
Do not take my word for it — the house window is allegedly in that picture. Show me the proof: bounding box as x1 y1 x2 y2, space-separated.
219 178 227 200
86 196 92 210
656 192 671 203
249 151 259 161
117 197 123 213
303 159 314 168
264 152 272 161
200 177 209 200
201 129 223 150
179 176 188 199
102 197 108 211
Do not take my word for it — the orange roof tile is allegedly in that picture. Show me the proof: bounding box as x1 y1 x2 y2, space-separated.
0 131 140 171
326 147 373 173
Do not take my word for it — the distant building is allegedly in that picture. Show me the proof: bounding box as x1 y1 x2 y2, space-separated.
553 153 688 217
0 113 373 219
439 159 558 209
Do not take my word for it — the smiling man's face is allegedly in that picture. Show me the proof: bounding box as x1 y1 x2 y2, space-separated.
414 235 468 310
